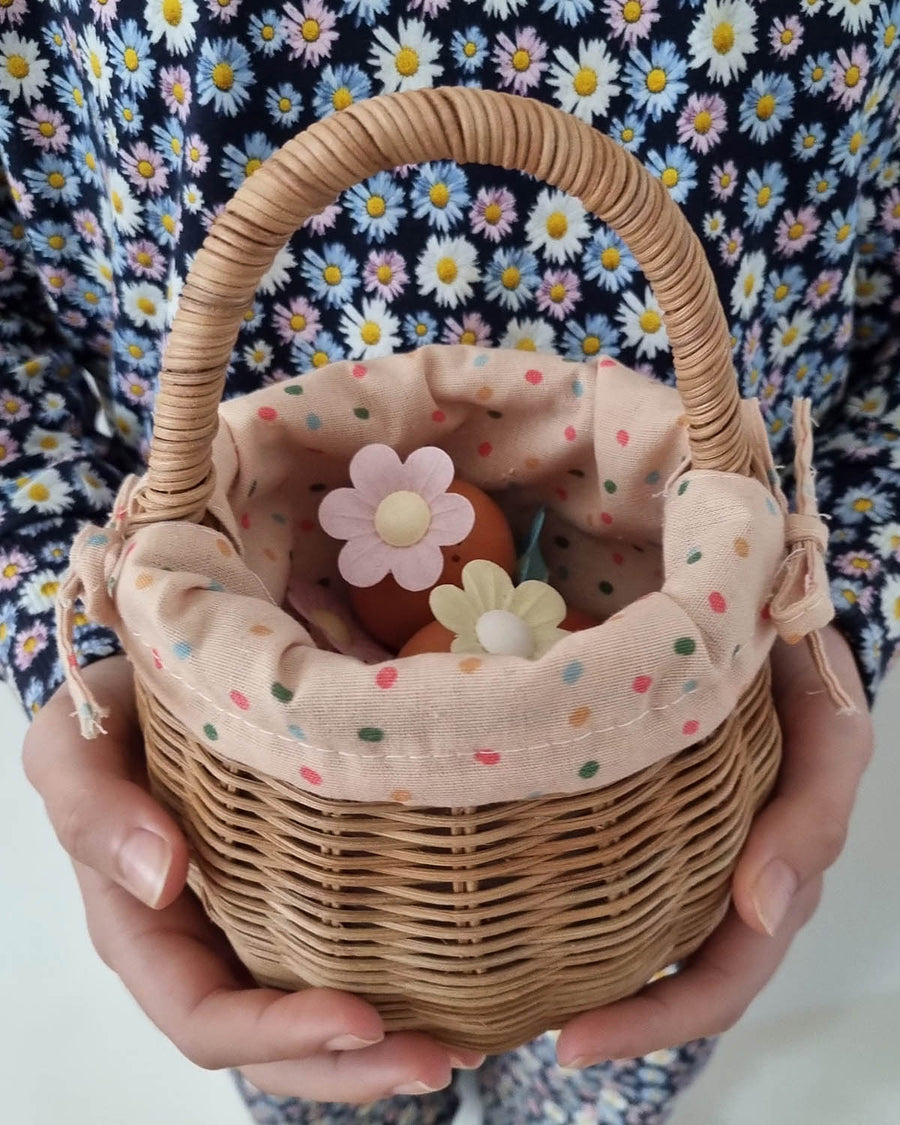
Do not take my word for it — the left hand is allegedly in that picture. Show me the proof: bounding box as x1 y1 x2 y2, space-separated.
556 625 874 1068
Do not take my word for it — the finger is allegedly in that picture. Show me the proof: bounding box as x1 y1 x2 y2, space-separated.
239 1035 455 1103
75 861 399 1070
23 656 189 908
733 629 874 937
556 878 822 1068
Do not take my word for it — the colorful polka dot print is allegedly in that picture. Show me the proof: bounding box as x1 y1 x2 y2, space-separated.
70 348 812 808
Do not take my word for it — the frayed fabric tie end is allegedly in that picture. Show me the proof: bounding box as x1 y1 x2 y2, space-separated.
768 400 857 715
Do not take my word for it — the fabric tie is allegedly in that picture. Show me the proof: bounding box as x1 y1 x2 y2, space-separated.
55 475 142 738
768 400 856 713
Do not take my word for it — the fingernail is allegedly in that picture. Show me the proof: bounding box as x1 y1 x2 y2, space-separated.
392 1080 446 1096
325 1033 383 1051
118 828 171 907
753 859 798 937
557 1055 587 1071
450 1051 486 1069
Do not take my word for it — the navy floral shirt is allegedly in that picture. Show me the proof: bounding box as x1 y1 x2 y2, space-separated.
0 0 899 717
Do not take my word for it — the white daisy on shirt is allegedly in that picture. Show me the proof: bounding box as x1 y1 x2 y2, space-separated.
730 250 766 318
23 427 78 462
243 339 274 372
480 0 528 16
18 569 63 615
525 189 590 264
340 296 402 359
829 0 879 33
688 0 758 86
370 19 443 94
768 307 814 364
9 468 72 516
258 244 297 295
548 39 621 122
143 0 200 56
0 32 49 104
80 24 112 107
123 280 168 330
104 171 143 236
75 463 115 509
416 234 479 308
617 287 668 358
499 317 557 354
880 574 900 639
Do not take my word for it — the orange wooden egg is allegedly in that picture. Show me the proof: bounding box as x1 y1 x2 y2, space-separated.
350 479 516 652
398 620 456 657
561 606 599 632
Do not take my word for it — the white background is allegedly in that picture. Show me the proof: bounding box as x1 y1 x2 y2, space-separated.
1 670 898 1125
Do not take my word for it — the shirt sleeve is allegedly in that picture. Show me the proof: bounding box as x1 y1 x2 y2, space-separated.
0 173 126 717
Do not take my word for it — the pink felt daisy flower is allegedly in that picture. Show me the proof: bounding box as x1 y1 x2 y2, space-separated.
318 445 476 591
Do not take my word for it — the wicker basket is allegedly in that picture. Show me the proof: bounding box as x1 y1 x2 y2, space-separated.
127 87 781 1054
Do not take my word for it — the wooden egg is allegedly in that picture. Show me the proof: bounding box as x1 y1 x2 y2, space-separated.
561 606 600 632
350 479 516 652
398 620 456 657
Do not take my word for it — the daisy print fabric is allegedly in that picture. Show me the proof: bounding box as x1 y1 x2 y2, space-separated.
0 0 899 723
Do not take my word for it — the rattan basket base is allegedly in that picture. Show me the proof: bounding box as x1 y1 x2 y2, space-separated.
137 665 780 1054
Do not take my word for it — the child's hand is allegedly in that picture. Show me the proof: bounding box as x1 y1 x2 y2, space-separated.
555 625 874 1068
23 655 475 1101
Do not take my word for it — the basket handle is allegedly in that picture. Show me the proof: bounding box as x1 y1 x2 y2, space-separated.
141 87 751 523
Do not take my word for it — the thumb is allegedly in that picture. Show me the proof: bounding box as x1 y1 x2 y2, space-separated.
23 655 189 909
732 629 873 938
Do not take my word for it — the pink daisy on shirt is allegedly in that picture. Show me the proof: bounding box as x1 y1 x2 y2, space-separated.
719 227 743 265
806 269 843 309
0 429 19 467
73 209 104 246
302 202 341 235
19 107 70 153
125 239 166 280
470 187 517 242
364 249 409 301
90 0 119 27
273 297 321 345
494 27 547 96
776 206 821 257
536 269 581 320
185 133 210 175
676 93 727 155
0 0 28 27
603 0 660 48
830 45 869 110
160 66 192 122
122 143 169 196
208 0 243 22
15 622 48 671
769 16 803 59
442 312 492 347
284 0 338 66
710 161 739 201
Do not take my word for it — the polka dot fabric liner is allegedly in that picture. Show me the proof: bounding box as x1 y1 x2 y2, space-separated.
62 345 827 807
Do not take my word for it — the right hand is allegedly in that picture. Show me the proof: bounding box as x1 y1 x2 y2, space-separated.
23 655 479 1101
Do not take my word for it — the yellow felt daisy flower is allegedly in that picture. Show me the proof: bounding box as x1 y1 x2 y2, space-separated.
430 560 568 660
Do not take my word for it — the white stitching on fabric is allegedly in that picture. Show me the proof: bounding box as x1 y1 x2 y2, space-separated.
127 624 708 759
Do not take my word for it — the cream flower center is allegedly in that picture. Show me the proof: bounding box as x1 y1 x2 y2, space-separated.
375 491 431 547
475 609 535 658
